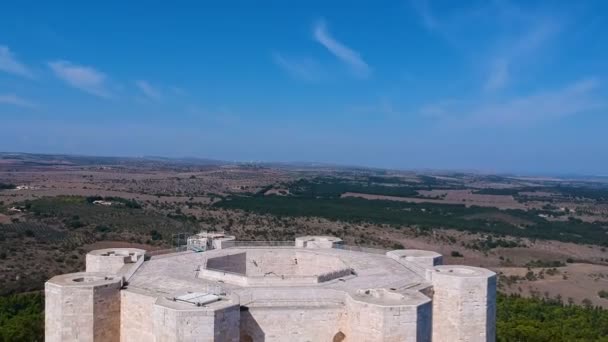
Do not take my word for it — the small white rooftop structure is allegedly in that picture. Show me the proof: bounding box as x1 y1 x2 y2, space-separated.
187 231 236 251
174 292 220 306
92 200 113 206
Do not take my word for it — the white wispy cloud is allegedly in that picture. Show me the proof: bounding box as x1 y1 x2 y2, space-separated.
48 60 110 98
135 80 162 100
419 99 466 119
411 1 561 92
186 105 240 125
313 20 371 78
0 94 36 108
484 58 510 92
350 98 408 119
272 53 321 81
170 86 186 96
474 78 602 125
411 0 439 31
484 18 559 91
0 45 34 78
423 78 603 126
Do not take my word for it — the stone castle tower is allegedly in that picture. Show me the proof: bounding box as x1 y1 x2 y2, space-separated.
45 236 496 341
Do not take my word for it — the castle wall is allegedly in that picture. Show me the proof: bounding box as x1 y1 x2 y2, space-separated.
153 303 240 342
245 250 298 276
86 254 131 274
295 236 343 248
214 305 241 341
386 250 443 268
240 306 346 342
294 251 348 276
431 266 497 342
197 268 249 286
237 288 347 342
120 290 156 342
345 295 431 342
93 282 122 341
45 273 122 342
206 252 247 274
45 241 497 342
85 248 146 280
243 250 348 277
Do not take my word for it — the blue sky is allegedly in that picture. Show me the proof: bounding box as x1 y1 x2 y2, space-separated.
1 1 607 174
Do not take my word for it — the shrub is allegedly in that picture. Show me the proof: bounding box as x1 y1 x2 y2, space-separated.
392 243 405 250
0 183 16 190
451 251 464 257
150 230 163 241
95 225 111 233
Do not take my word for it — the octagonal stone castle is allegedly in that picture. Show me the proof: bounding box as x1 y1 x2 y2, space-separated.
45 235 496 342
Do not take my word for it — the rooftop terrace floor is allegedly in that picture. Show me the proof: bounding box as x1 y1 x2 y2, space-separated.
126 247 431 307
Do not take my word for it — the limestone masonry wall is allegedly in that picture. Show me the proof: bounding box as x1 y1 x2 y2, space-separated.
431 265 497 342
45 236 496 342
206 252 247 274
241 306 345 342
152 297 240 342
45 273 122 342
120 290 157 342
345 290 432 342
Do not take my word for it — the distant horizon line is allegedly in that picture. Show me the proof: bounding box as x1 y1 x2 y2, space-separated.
1 150 607 180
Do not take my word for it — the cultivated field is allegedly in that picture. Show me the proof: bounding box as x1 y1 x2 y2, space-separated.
1 152 608 307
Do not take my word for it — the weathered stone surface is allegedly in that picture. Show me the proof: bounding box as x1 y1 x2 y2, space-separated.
432 265 497 342
45 236 496 341
45 273 122 342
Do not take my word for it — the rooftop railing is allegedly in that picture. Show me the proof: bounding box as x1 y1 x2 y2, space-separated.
221 240 296 248
337 245 389 255
146 241 392 258
146 246 188 257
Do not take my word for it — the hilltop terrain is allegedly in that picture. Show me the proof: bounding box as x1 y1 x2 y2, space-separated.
1 152 608 305
1 152 608 340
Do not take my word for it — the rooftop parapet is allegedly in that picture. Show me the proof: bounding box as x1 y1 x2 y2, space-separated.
198 249 354 286
86 248 146 282
295 235 343 248
188 231 236 250
152 293 240 341
386 249 443 280
45 272 122 342
47 271 122 287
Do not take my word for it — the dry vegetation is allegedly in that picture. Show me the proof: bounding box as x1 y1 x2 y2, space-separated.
1 152 608 308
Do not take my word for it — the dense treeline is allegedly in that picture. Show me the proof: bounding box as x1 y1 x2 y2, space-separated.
279 176 608 203
217 177 608 246
215 196 608 246
550 185 608 202
0 183 16 190
287 178 420 198
497 294 608 341
473 188 532 196
0 292 44 341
